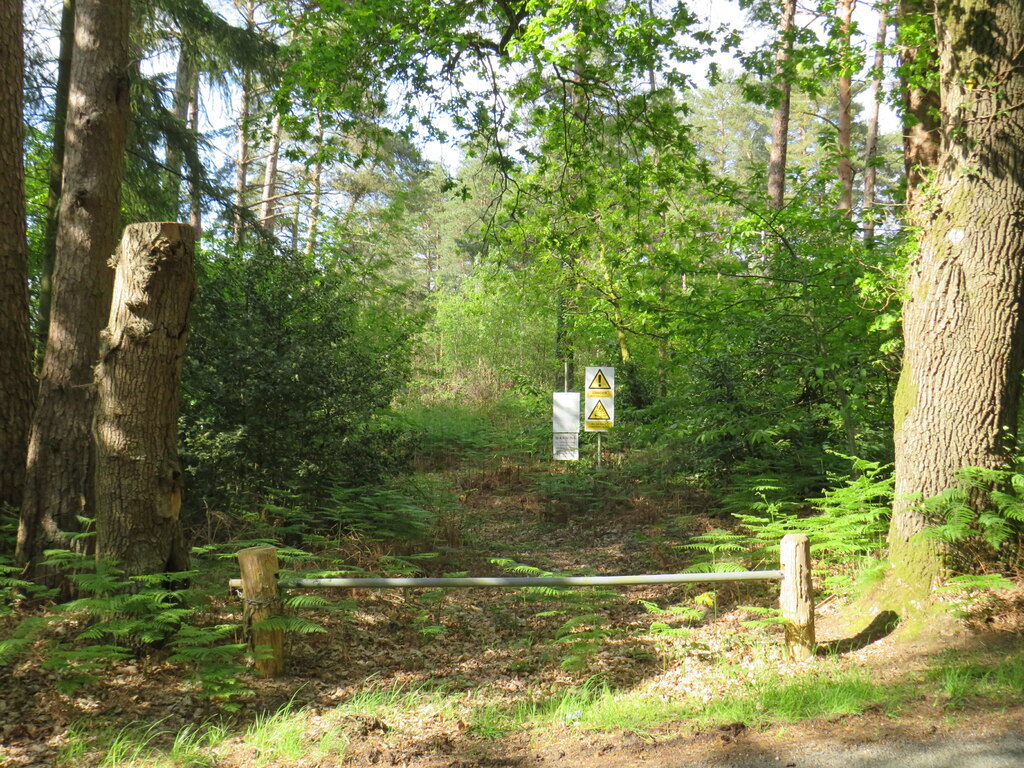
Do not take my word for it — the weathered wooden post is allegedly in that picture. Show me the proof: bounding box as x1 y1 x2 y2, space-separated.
237 546 285 677
779 533 815 660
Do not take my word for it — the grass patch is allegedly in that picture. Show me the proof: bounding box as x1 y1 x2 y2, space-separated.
51 645 1024 766
927 646 1024 708
56 717 228 768
469 666 904 739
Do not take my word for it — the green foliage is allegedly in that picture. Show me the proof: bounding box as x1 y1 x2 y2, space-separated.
316 486 436 542
532 468 630 519
0 552 251 702
921 463 1024 571
181 238 419 522
490 558 619 672
682 456 892 596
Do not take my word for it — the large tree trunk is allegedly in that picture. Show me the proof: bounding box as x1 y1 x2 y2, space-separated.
37 0 75 366
94 223 194 576
17 0 131 579
0 0 35 510
767 0 797 209
889 0 1024 591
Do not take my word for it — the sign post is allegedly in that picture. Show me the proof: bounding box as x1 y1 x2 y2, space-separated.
552 392 580 461
584 367 614 466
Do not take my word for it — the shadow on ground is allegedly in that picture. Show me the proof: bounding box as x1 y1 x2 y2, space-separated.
817 610 900 656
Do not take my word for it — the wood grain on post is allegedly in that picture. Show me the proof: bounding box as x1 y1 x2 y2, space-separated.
237 546 285 677
780 533 815 660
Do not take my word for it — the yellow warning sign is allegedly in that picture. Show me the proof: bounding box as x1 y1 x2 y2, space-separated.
588 400 611 420
585 366 615 400
585 398 614 431
589 369 612 392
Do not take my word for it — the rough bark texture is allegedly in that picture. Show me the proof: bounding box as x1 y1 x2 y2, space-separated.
17 0 130 577
898 0 941 222
0 0 35 510
890 0 1024 590
37 0 75 361
94 223 194 576
767 0 797 209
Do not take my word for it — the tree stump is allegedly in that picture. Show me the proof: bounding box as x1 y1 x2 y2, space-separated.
94 222 195 576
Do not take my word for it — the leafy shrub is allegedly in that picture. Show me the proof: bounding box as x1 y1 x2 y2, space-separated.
181 238 418 524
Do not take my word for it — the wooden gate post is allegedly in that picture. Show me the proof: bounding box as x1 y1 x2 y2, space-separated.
780 533 815 660
238 546 285 677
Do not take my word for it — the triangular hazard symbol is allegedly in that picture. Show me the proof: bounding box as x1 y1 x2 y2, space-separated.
588 400 611 421
589 370 612 391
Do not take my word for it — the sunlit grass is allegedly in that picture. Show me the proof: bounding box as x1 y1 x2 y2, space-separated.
928 646 1024 708
55 645 1024 767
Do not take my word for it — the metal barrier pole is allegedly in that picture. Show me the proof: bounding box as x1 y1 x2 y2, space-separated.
229 543 811 676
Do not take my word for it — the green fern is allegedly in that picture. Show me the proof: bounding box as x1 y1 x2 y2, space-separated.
252 615 326 634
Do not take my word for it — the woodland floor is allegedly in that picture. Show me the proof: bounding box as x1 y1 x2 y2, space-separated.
3 461 1024 767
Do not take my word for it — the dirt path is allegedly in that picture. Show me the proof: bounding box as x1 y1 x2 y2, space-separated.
3 476 1024 767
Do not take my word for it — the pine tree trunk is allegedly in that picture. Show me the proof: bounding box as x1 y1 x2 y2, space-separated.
0 0 35 510
233 0 256 244
18 0 130 579
259 111 282 233
768 0 796 209
187 76 202 238
94 223 195 576
303 120 324 259
836 0 855 214
890 0 1024 591
862 4 888 245
166 43 194 213
37 0 75 365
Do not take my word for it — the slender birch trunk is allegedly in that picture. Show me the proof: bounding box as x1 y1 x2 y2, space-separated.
836 0 855 214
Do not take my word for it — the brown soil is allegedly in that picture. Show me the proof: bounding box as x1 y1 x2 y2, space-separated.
3 480 1024 767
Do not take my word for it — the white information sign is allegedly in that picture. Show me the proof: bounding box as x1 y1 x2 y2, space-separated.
553 432 579 461
585 367 615 400
553 392 580 460
553 392 580 432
